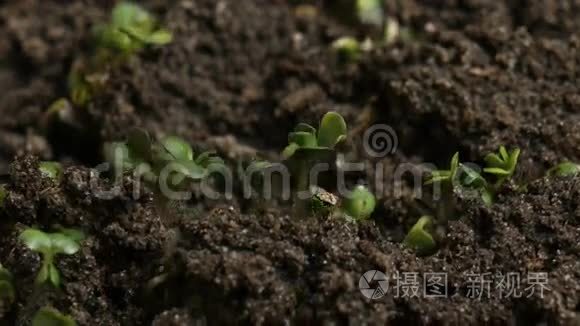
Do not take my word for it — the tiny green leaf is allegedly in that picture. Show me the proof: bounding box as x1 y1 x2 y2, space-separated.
332 37 361 61
294 123 316 134
36 264 50 285
112 2 154 30
20 229 52 253
317 112 347 148
341 185 376 220
548 162 580 177
288 131 318 148
148 29 173 45
499 146 509 161
483 167 511 176
282 143 300 160
50 233 81 255
48 264 61 288
484 153 504 167
58 229 86 243
356 0 384 26
160 136 193 161
32 307 77 326
39 162 63 180
403 216 437 256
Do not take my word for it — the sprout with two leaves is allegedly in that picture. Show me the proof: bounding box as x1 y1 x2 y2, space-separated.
282 112 346 212
94 2 172 55
19 228 84 288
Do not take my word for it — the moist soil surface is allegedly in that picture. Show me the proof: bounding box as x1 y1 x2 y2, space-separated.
0 0 579 325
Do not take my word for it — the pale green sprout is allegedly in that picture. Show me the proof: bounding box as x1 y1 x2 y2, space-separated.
341 185 376 220
356 0 384 26
403 216 437 256
39 161 63 181
548 162 580 177
19 228 84 288
95 2 173 54
32 307 77 326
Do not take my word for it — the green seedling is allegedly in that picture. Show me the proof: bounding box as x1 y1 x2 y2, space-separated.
32 307 77 326
0 264 15 306
341 185 376 220
403 216 437 256
332 37 362 62
105 129 224 193
425 152 460 186
94 2 173 54
548 162 580 177
283 112 347 193
19 228 84 288
483 146 520 188
39 162 63 181
356 0 384 26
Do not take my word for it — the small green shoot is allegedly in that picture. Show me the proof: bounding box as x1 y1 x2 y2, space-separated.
39 162 63 181
332 37 362 62
483 146 520 188
105 129 224 193
283 112 347 194
548 162 580 177
19 228 84 288
403 216 437 256
32 307 77 326
425 153 460 186
341 185 376 220
0 264 15 306
94 2 173 54
356 0 384 26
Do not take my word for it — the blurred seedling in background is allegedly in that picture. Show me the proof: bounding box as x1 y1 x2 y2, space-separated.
39 161 63 181
403 216 437 256
94 2 173 55
104 129 225 198
19 228 84 288
46 1 173 122
32 307 77 326
548 161 580 177
0 264 15 309
330 0 415 62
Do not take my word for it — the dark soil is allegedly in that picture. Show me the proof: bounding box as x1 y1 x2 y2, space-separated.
0 0 579 325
